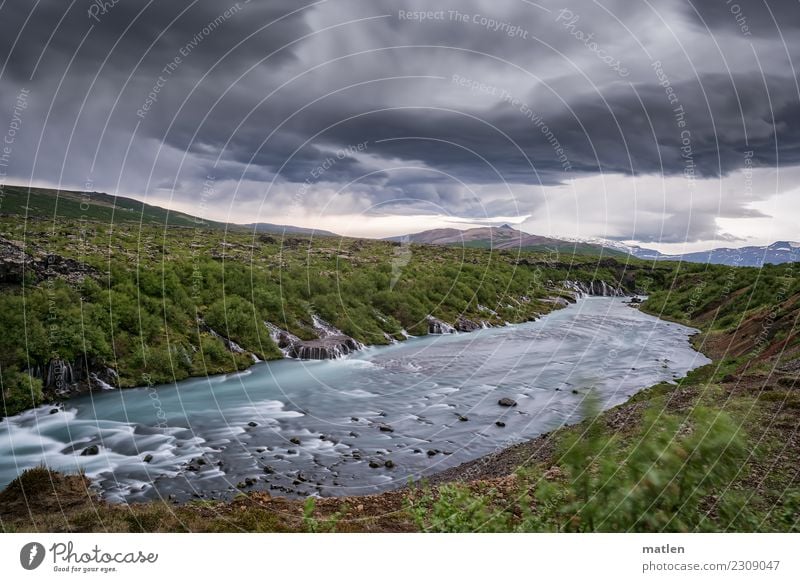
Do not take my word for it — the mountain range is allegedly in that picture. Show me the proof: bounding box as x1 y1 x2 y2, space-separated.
2 184 796 266
393 225 800 267
579 238 800 267
386 224 625 257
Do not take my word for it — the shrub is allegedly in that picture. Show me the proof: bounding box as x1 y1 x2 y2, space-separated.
410 406 751 532
1 367 44 418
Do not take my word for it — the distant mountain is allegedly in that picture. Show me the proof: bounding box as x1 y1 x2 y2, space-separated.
582 238 800 267
244 222 339 237
392 225 800 267
659 241 800 267
388 224 626 256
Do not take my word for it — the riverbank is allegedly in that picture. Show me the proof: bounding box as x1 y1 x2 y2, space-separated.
0 297 705 504
2 272 798 532
3 346 797 533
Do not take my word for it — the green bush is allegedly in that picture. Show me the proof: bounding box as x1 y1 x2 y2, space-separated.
1 367 44 417
410 406 751 532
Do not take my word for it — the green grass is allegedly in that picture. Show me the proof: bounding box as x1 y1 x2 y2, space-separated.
0 184 223 228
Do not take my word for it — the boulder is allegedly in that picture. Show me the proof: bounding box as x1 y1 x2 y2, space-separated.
455 316 482 332
498 398 517 407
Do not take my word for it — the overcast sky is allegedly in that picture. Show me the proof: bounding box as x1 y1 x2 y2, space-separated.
1 0 798 251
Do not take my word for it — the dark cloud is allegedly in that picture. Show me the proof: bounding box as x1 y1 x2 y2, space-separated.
0 0 798 245
684 0 800 38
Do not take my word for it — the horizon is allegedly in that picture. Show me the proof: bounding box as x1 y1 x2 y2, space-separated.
1 1 798 254
10 180 796 255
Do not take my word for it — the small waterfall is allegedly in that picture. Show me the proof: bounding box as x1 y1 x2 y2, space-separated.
291 337 361 360
198 318 249 355
29 357 119 394
562 280 626 299
265 319 363 360
264 322 301 358
311 314 341 338
44 359 77 393
205 327 247 354
90 373 115 390
426 316 456 334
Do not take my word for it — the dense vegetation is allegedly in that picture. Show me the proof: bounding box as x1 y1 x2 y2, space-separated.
643 261 800 333
0 209 648 418
0 188 797 533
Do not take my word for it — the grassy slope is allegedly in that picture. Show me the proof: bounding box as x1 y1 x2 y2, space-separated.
0 184 221 228
458 239 630 257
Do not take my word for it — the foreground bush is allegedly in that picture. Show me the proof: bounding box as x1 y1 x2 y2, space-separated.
410 406 753 532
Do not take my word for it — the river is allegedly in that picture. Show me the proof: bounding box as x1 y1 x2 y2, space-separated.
0 297 710 502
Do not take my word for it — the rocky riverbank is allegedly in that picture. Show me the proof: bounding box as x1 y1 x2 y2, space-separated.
19 278 631 409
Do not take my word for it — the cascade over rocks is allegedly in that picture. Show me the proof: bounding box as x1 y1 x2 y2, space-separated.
265 317 363 360
28 356 118 395
562 280 627 299
426 316 456 334
197 318 248 354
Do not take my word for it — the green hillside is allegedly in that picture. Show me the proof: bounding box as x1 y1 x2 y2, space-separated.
0 184 220 228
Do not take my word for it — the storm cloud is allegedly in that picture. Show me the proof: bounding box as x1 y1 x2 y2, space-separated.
0 0 798 246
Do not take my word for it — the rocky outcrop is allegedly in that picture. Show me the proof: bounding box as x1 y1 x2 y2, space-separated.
563 280 626 299
455 316 483 332
265 322 302 357
0 237 100 285
426 316 456 334
27 357 118 395
265 317 363 360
